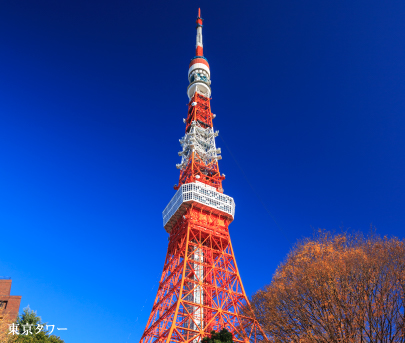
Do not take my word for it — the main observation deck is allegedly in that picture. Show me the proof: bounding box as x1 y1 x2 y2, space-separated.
163 181 235 233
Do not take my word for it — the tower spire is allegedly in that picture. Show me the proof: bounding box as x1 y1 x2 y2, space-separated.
196 8 203 56
187 8 211 100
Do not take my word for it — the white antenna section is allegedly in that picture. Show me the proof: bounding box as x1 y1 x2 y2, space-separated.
176 121 221 170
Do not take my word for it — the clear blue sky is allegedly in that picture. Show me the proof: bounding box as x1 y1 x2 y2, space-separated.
1 0 404 342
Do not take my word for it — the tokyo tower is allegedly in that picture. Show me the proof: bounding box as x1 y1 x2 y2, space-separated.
139 9 264 343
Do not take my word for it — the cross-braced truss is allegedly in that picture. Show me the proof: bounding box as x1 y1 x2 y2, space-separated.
177 121 220 170
139 207 265 343
176 93 224 192
140 9 266 343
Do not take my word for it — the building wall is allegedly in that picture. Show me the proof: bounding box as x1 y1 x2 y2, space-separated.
0 279 21 322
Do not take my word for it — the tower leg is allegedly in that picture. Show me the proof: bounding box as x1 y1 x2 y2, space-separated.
139 209 265 343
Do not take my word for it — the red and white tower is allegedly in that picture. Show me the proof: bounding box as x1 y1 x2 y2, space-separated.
139 9 263 343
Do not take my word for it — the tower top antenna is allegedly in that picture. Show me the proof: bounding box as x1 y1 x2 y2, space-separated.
195 8 204 57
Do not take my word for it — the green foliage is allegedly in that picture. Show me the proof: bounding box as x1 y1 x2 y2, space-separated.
201 328 234 343
10 306 64 343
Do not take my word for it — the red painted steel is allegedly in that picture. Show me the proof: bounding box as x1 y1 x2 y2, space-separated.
139 206 264 343
139 92 264 343
189 58 209 69
195 46 203 57
139 9 264 343
176 93 223 192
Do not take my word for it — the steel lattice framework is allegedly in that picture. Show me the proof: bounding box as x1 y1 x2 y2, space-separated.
176 93 224 192
139 9 265 343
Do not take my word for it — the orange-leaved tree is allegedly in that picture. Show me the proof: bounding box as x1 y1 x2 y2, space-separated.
244 231 405 342
0 313 17 343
